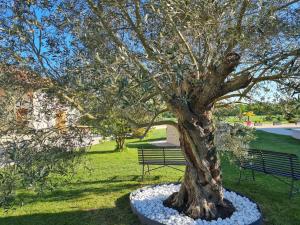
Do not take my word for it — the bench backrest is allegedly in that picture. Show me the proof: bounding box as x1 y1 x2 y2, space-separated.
138 148 186 165
241 149 300 179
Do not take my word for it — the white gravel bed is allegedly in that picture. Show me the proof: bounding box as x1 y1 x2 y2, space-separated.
130 183 261 225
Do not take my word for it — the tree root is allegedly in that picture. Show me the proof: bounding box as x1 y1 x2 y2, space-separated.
163 190 235 220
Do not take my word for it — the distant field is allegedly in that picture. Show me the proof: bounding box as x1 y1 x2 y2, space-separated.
224 115 289 124
162 115 292 124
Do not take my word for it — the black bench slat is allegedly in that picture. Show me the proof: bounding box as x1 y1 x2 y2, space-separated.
238 149 300 197
138 148 186 179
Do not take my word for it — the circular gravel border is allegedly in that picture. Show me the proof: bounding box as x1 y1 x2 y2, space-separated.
130 183 263 225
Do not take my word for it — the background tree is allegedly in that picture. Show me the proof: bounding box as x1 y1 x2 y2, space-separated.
95 115 131 151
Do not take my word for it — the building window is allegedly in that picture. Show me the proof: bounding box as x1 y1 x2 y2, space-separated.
16 108 29 123
55 110 67 131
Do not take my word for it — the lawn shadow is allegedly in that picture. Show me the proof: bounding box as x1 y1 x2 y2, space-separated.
15 182 139 204
73 175 160 185
74 175 141 185
109 175 161 182
0 193 140 225
85 150 117 155
14 175 160 205
126 142 160 149
129 137 166 143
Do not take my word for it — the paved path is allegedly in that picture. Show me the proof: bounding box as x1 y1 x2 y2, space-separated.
256 128 295 136
153 124 300 140
257 127 300 140
150 140 178 147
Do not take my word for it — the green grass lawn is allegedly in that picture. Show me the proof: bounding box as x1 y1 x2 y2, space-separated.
0 129 299 225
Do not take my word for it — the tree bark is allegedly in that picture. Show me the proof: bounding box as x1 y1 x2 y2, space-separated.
115 136 125 151
163 109 234 220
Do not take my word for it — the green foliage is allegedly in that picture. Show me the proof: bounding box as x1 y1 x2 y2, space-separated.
131 128 153 139
276 98 300 122
215 123 256 161
98 117 131 151
161 112 175 119
264 115 274 121
0 127 88 209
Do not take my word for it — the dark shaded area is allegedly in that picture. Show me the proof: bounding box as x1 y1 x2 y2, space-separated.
12 175 161 207
15 182 139 205
126 142 160 149
0 194 140 225
126 136 167 149
74 175 141 184
163 194 235 221
129 137 166 143
85 150 117 155
216 199 235 220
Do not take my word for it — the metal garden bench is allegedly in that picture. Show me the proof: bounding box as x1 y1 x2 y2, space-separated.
238 148 300 198
138 147 186 180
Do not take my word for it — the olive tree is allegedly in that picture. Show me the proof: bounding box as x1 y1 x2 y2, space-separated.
60 0 300 220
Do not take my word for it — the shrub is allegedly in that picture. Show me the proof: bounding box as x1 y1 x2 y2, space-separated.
131 128 153 138
264 115 274 121
288 118 299 123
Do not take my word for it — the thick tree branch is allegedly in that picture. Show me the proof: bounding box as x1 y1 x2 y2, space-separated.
126 116 178 130
140 108 170 138
221 72 252 95
214 93 250 103
216 52 241 77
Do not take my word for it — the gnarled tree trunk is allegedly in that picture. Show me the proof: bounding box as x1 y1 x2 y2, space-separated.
163 108 234 220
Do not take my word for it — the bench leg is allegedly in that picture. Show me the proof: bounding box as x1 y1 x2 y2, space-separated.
177 176 183 182
237 168 242 184
142 165 145 181
289 179 294 199
251 169 255 181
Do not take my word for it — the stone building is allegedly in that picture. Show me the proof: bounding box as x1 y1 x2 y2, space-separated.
0 65 80 131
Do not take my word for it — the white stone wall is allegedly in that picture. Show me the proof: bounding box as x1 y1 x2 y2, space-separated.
166 125 180 146
28 91 80 130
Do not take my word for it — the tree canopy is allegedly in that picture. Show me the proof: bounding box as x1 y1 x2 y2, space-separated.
0 0 300 220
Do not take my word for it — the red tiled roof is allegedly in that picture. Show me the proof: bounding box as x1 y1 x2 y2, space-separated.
0 64 52 89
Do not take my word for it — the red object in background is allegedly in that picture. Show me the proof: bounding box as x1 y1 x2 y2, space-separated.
246 121 253 126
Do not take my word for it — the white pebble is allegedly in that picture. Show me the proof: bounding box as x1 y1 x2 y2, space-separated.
130 184 261 225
